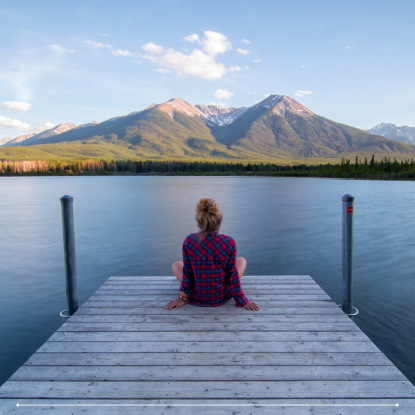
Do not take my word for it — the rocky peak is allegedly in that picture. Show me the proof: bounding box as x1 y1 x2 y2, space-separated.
152 97 201 119
5 132 36 145
36 122 77 139
267 95 314 118
0 137 13 146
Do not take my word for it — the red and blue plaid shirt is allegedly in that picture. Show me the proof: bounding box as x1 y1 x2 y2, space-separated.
179 232 248 307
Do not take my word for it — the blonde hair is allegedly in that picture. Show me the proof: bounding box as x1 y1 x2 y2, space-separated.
195 198 222 234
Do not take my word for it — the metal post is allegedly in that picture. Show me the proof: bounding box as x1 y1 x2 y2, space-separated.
342 194 354 317
60 195 78 316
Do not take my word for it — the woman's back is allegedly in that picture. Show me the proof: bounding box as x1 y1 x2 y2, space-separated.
180 232 247 306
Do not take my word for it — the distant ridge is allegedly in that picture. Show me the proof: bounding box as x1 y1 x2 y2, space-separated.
368 123 415 145
2 95 415 162
5 123 77 146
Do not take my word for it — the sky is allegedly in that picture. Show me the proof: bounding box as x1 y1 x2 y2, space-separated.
1 0 414 140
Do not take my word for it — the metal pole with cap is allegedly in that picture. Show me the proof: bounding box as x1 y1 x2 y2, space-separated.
342 194 355 317
60 195 78 316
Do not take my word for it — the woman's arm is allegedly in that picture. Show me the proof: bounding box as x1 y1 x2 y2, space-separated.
228 245 259 311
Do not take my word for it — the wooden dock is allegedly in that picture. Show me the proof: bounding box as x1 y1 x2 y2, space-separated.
0 275 414 414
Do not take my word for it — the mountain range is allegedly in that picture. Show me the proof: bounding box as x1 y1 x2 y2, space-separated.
2 95 415 162
367 123 415 145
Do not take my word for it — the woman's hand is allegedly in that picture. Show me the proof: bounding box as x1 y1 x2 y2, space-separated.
243 301 260 311
165 299 186 310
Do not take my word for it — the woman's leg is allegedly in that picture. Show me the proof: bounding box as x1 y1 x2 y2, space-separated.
172 261 183 283
236 257 247 278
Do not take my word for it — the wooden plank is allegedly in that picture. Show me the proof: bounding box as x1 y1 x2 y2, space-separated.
37 340 382 354
1 275 414 413
2 380 414 399
56 322 359 332
10 365 407 382
24 352 393 366
80 299 337 308
47 330 371 343
3 399 414 415
95 290 328 297
65 314 351 324
75 305 346 315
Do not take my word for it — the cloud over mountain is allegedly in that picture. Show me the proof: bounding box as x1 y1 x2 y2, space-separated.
142 31 234 80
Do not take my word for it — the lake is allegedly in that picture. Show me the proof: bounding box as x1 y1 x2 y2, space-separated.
0 176 414 386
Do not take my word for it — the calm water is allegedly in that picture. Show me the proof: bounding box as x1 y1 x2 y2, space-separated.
0 176 414 386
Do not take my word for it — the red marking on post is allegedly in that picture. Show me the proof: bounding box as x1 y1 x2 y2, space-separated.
347 206 353 214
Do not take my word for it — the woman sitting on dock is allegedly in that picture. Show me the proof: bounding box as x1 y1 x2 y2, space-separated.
166 198 259 311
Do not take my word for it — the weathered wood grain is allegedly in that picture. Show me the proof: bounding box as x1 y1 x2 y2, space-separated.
10 365 406 382
2 380 414 399
37 340 382 353
3 399 414 415
47 330 370 342
1 275 414 414
24 352 393 367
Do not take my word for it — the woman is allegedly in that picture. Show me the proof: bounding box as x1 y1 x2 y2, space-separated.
166 198 259 311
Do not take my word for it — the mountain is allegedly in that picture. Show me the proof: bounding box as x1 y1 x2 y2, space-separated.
367 123 415 145
2 95 415 162
0 137 13 146
4 132 36 145
5 122 78 146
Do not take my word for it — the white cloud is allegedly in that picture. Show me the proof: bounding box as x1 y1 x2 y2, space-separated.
214 89 234 100
253 58 262 63
154 68 171 74
301 64 306 68
345 45 351 50
1 101 32 112
112 49 132 57
200 31 231 56
144 48 227 80
0 115 30 130
83 39 136 58
142 31 234 80
294 90 313 97
83 40 112 50
184 34 199 43
228 65 242 72
142 42 163 54
50 44 75 54
241 39 251 44
237 48 250 55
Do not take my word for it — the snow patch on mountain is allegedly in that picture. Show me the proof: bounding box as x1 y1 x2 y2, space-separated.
196 104 248 126
258 95 284 109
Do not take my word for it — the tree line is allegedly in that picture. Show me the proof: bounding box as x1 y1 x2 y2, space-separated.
1 156 415 179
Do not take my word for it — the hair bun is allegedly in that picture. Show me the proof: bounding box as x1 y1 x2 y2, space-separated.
195 198 223 233
198 198 218 214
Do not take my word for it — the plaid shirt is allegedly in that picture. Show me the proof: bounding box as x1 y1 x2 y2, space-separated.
179 232 249 307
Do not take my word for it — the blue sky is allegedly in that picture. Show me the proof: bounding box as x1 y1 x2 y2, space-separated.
1 0 414 140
